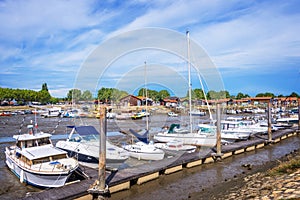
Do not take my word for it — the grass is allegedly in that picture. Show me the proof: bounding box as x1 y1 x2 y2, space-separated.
267 154 300 176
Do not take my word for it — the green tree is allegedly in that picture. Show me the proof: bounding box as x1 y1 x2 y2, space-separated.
157 90 170 101
138 88 169 101
97 87 128 103
289 92 299 97
111 89 128 103
37 90 51 104
236 92 250 99
97 87 112 103
42 83 49 91
193 89 205 99
67 89 82 103
206 90 230 100
81 90 93 101
256 92 275 98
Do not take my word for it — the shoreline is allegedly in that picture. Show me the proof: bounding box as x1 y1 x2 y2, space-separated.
196 148 300 200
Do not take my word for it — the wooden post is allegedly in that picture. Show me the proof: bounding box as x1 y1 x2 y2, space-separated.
99 106 107 190
212 102 223 160
298 98 300 131
88 106 110 199
267 100 272 142
216 103 222 156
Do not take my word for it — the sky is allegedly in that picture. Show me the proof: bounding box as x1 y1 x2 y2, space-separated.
0 0 299 98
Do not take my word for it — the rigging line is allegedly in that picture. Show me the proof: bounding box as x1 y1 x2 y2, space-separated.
52 119 62 134
18 116 26 134
186 31 213 123
196 72 213 122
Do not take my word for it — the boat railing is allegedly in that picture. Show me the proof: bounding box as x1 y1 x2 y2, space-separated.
39 163 43 171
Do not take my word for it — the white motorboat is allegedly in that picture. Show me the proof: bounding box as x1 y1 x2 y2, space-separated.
55 126 128 167
40 107 62 118
168 112 178 117
276 116 298 124
154 140 196 153
154 124 217 146
221 120 253 140
197 123 251 144
123 141 165 161
5 125 79 188
189 109 206 116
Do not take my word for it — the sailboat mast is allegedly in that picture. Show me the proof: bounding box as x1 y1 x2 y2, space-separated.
187 31 193 133
144 61 149 131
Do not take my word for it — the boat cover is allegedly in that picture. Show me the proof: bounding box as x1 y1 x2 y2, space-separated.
21 145 67 160
129 129 149 144
75 126 99 136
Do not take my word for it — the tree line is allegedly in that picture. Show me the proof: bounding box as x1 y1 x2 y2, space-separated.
0 83 299 105
0 83 58 105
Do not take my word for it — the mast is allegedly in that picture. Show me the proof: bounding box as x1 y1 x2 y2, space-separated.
187 31 193 133
144 61 149 132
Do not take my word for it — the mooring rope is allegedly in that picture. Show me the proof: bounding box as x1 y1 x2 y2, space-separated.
52 119 62 134
18 116 26 134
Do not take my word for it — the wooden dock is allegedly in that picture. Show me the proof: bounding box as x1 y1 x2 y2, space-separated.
22 127 300 200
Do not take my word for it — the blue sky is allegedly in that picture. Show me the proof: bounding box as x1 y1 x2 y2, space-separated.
0 0 299 98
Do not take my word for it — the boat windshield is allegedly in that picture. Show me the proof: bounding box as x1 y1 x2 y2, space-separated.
81 134 99 141
199 126 215 133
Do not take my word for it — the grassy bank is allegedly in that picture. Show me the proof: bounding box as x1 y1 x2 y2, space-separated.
267 151 300 176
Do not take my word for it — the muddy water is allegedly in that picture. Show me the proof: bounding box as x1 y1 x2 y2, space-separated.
0 114 299 199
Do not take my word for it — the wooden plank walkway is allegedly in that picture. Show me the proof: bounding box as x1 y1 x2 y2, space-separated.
22 127 299 200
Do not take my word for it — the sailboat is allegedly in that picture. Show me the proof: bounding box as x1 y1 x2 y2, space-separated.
123 62 165 161
154 31 217 147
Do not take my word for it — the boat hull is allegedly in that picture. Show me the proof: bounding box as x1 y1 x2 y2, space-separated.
127 151 165 161
55 141 128 166
5 153 71 188
60 148 128 164
154 133 216 147
123 142 165 161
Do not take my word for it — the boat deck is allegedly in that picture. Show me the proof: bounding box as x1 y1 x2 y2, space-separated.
22 127 299 200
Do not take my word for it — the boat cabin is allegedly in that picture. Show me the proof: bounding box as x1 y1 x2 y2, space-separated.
14 133 52 149
16 146 68 167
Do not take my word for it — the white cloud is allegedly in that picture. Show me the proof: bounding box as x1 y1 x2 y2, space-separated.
192 1 300 70
0 0 299 96
0 0 110 41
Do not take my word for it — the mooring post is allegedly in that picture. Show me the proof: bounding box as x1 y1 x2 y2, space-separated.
212 102 223 161
267 99 273 142
88 106 110 199
216 102 222 155
298 98 300 133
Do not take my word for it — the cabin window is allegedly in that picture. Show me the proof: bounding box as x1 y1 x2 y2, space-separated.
38 138 51 145
52 154 67 160
16 141 21 148
32 157 50 165
27 141 34 148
